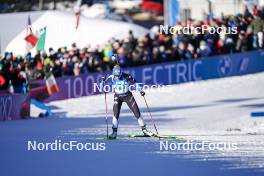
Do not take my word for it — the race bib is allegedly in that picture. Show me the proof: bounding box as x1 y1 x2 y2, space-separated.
113 80 129 94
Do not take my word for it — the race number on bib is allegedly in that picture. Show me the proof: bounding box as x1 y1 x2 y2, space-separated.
113 80 129 94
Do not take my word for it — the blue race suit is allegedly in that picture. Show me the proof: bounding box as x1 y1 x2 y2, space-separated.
103 72 141 120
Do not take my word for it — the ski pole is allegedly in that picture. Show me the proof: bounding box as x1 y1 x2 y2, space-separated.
142 95 159 135
103 82 109 138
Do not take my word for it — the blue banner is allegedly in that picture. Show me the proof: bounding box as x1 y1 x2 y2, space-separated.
124 50 264 85
41 50 264 102
0 93 30 120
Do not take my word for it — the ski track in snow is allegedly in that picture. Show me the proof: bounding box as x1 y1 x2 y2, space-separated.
40 72 264 172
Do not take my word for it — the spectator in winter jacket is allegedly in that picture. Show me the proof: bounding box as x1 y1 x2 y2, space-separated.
248 13 264 48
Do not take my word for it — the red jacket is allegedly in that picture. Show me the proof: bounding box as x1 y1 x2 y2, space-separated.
0 74 5 87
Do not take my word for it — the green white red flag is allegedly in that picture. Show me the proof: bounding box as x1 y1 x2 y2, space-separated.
45 73 59 95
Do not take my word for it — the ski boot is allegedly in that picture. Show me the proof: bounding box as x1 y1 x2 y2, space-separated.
108 128 118 139
141 125 154 137
38 110 52 118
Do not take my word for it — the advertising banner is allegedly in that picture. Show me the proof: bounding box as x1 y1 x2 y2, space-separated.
0 93 30 121
40 50 264 101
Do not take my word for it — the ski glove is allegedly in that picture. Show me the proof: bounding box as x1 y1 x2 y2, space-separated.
140 91 145 96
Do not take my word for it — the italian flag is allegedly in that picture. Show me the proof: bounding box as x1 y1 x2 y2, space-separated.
45 73 59 95
36 27 46 51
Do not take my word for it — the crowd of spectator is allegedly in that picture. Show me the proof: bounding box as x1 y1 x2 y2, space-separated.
0 6 264 92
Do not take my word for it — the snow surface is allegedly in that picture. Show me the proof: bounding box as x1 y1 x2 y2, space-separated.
1 11 149 55
0 11 43 55
109 0 141 10
1 72 264 176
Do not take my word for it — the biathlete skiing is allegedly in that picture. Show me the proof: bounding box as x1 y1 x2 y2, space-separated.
100 55 154 139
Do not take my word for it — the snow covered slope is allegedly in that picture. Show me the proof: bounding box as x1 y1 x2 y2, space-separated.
2 72 264 176
46 72 264 171
1 11 148 55
49 72 264 135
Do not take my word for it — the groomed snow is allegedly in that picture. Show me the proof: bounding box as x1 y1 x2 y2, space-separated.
45 72 264 171
2 72 264 176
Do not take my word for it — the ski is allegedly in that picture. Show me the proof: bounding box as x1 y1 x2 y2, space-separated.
128 134 185 140
128 134 151 138
96 137 124 140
